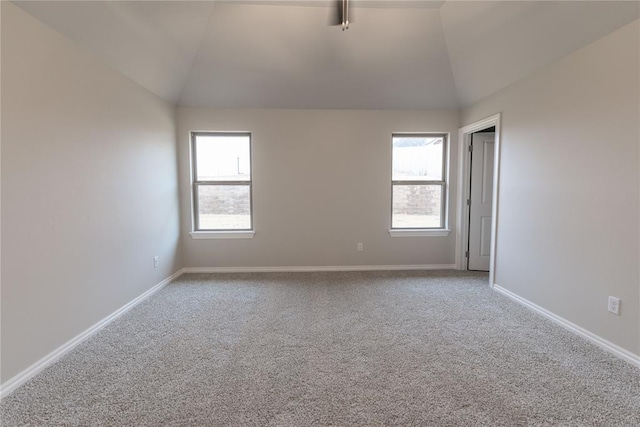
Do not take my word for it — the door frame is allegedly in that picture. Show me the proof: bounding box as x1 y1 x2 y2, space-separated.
455 113 502 286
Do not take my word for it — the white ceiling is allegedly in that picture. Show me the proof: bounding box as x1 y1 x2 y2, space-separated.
440 1 640 106
13 1 640 109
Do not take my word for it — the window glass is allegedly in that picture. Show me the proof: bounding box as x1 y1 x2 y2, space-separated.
392 185 442 228
197 185 251 230
192 133 252 231
391 134 446 229
392 136 443 181
195 135 250 181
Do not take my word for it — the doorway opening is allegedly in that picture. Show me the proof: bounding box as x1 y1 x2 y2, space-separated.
456 114 502 286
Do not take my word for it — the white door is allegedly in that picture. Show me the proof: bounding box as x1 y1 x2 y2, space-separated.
468 132 495 271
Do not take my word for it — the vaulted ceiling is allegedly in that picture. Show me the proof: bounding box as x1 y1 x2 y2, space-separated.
13 0 639 109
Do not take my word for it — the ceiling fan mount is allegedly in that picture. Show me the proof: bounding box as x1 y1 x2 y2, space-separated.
331 0 354 31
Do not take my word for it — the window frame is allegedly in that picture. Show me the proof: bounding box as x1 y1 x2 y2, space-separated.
390 132 449 233
190 131 254 235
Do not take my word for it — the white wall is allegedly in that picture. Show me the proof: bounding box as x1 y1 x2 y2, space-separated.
462 20 640 355
178 108 460 268
1 3 182 382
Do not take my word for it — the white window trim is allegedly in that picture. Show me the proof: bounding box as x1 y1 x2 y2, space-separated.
190 131 254 233
389 229 451 237
391 132 450 232
190 231 255 239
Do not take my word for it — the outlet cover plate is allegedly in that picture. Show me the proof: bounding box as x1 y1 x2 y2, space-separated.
608 296 620 315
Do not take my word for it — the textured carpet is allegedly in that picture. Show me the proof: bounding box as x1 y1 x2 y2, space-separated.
2 271 640 426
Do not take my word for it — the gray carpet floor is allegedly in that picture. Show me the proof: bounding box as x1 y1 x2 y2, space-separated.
2 271 640 426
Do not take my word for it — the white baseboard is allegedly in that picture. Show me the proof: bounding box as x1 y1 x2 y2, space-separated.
493 284 640 369
182 264 457 273
0 269 186 399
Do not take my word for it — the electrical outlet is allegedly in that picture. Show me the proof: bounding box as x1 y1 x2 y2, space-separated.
357 242 363 252
608 296 620 315
153 256 159 268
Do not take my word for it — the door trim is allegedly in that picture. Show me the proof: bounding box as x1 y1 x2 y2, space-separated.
455 113 502 286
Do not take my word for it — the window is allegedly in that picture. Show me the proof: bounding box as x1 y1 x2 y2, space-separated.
191 132 253 235
391 133 447 232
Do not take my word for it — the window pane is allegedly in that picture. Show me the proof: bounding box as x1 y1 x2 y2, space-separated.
197 185 251 230
392 185 442 228
195 134 250 181
392 136 443 181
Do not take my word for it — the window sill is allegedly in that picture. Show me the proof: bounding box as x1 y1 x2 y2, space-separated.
190 231 255 239
389 229 451 237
